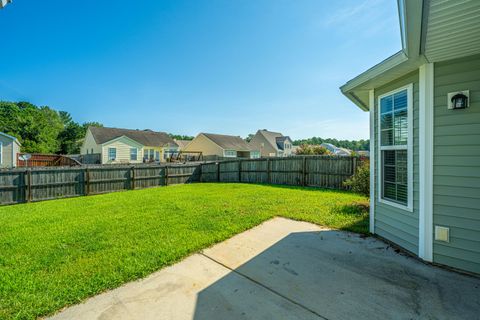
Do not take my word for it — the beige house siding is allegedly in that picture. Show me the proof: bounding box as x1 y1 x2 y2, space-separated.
81 130 102 155
248 133 277 157
183 134 224 157
101 137 143 164
0 135 19 168
142 147 163 162
373 71 420 255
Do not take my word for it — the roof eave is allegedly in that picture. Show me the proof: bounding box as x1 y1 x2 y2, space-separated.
0 131 21 146
340 0 425 110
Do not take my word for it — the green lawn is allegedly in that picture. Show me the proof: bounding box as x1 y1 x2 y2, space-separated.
0 183 368 319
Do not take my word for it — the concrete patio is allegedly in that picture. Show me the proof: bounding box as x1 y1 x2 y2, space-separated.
49 218 479 320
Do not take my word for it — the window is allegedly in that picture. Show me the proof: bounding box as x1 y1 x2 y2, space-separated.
149 149 155 160
155 151 160 161
108 147 116 161
224 150 236 157
378 85 412 210
250 151 260 159
130 148 137 161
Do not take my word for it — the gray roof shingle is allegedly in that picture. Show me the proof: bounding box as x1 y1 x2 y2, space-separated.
259 130 291 151
89 127 177 147
202 133 251 151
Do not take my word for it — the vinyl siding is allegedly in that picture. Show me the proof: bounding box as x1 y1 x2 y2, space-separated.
183 134 224 156
432 54 480 274
0 135 20 168
81 129 102 155
374 71 420 255
101 138 143 164
142 147 165 162
248 133 277 157
0 135 16 168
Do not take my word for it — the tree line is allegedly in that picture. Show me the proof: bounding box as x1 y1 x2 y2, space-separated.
0 101 102 154
0 101 194 155
292 137 369 151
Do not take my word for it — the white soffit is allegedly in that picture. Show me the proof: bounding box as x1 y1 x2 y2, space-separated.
424 0 480 62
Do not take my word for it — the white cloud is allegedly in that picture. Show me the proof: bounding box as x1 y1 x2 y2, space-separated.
324 0 383 27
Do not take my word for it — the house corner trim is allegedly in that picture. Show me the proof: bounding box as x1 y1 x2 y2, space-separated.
419 63 434 262
369 89 375 234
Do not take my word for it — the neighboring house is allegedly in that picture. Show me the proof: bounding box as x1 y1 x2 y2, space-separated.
81 127 178 164
320 143 351 156
341 0 480 274
0 132 21 169
184 133 259 159
0 0 12 9
248 130 293 157
174 139 192 151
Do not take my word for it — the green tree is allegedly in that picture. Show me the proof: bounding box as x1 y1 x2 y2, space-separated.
0 101 103 154
295 144 330 155
245 133 255 142
169 134 194 140
293 136 369 151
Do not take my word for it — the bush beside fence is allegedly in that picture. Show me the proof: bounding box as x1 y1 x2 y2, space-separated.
0 156 362 205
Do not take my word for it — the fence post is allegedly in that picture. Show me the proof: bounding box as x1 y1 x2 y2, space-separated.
131 166 135 190
302 156 307 187
352 157 357 175
217 162 220 182
266 158 271 184
26 169 32 202
238 160 242 182
85 168 90 196
165 166 169 186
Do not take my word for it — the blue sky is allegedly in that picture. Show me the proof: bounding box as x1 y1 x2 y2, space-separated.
0 0 400 140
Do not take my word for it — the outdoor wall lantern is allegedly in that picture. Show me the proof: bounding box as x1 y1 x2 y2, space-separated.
448 90 469 109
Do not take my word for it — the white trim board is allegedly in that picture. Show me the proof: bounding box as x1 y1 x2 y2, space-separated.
377 83 414 212
369 90 375 234
418 63 434 262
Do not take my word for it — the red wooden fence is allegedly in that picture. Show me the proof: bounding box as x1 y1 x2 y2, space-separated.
16 153 81 167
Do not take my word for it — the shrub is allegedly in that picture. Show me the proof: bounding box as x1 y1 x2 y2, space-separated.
344 159 370 196
296 144 330 155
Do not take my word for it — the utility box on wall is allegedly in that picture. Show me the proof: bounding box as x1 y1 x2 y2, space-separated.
435 226 450 242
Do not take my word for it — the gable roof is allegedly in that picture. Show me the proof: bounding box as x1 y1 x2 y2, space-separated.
258 130 291 151
89 127 177 147
0 131 21 146
174 139 192 149
201 133 251 151
341 0 480 110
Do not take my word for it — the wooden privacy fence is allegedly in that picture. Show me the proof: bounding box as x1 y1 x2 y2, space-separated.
0 164 201 205
17 153 81 167
0 156 362 205
201 156 359 189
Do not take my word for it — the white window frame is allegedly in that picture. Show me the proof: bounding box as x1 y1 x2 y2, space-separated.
130 148 137 161
377 83 413 212
224 150 236 157
108 147 116 161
